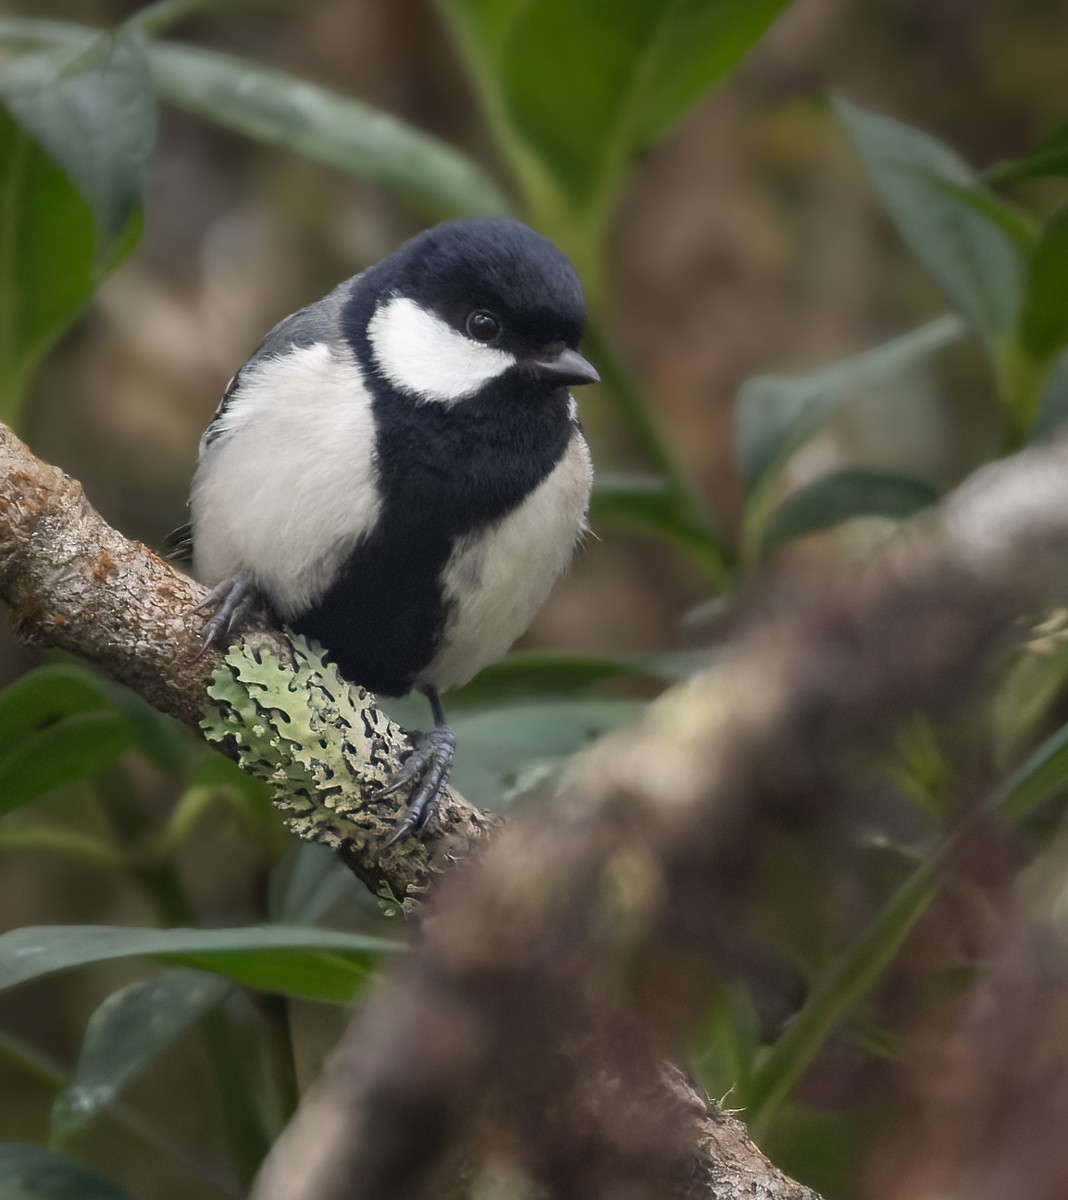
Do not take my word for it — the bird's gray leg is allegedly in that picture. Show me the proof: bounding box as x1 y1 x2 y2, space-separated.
378 685 455 845
195 568 265 652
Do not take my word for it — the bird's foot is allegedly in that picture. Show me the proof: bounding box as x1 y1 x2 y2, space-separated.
194 569 265 653
377 725 456 846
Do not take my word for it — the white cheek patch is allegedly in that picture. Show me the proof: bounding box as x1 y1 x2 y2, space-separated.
367 295 516 404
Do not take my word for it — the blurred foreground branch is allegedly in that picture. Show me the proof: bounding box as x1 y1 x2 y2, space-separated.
252 444 1068 1200
10 420 1068 1198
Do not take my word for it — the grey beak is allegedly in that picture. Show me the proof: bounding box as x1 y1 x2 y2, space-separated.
531 346 600 387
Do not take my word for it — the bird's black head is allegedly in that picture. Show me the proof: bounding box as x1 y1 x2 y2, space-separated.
349 217 599 405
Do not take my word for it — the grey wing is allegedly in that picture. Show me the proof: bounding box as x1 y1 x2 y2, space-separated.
161 522 194 563
171 277 356 561
200 278 355 451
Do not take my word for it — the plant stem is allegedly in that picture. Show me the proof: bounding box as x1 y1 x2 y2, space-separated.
0 826 125 871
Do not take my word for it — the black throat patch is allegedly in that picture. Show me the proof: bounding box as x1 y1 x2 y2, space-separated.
293 312 575 695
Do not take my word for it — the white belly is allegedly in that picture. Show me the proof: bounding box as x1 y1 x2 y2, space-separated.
420 432 592 692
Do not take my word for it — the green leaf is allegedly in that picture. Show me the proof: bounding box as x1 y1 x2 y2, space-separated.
0 1144 138 1200
1019 207 1068 361
0 33 155 265
375 698 644 810
433 0 527 66
929 176 1038 253
735 314 966 494
0 108 133 424
590 473 728 576
0 664 195 815
0 665 112 746
51 970 232 1140
988 117 1068 184
0 19 508 217
452 647 712 706
0 924 400 1004
148 42 509 218
502 0 791 210
834 96 1025 346
762 469 939 548
0 711 131 817
452 699 643 807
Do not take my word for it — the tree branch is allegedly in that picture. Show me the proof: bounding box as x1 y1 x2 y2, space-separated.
0 419 827 1199
0 422 494 899
11 421 1068 1198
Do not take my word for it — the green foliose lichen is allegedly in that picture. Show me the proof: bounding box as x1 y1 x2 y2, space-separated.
201 634 406 849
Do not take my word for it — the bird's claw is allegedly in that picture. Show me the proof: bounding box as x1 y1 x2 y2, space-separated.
378 725 456 846
194 569 262 656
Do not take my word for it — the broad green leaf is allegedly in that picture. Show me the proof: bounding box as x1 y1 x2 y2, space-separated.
929 177 1037 253
0 924 400 1004
988 117 1068 184
1019 207 1068 361
148 42 509 218
834 96 1025 346
0 18 509 217
452 647 712 706
379 698 643 810
0 109 127 423
762 469 939 548
433 0 526 65
735 314 965 494
450 699 643 808
0 33 155 264
502 0 791 210
590 473 728 577
0 1144 138 1200
0 665 112 748
0 711 131 817
51 970 232 1140
0 664 194 813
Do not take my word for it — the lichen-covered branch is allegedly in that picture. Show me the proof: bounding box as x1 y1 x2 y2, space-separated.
0 422 494 897
251 443 1068 1200
204 638 498 902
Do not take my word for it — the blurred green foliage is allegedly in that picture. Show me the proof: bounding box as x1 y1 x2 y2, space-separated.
1 1 1068 1197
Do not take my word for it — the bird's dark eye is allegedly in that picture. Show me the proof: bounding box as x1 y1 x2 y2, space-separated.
465 310 501 342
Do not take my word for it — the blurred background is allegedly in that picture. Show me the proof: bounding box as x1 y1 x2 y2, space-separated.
17 0 1068 666
1 1 1068 1198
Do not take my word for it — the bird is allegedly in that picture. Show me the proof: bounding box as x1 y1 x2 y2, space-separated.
166 216 599 842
